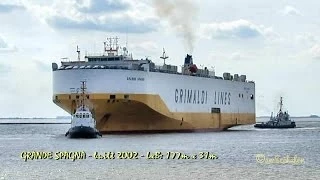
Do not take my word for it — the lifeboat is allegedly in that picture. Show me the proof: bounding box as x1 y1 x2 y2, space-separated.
189 64 198 73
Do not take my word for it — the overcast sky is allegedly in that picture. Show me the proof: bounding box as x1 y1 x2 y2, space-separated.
0 0 320 117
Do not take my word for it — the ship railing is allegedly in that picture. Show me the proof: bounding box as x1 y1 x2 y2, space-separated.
58 64 254 81
149 69 221 79
85 53 105 56
84 52 133 59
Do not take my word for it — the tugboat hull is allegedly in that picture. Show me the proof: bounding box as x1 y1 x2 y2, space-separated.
254 122 296 129
66 126 101 138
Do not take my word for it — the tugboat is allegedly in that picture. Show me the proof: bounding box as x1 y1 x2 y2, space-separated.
65 81 102 138
254 97 296 129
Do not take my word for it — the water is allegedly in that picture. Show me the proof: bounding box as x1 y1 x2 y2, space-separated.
0 118 320 180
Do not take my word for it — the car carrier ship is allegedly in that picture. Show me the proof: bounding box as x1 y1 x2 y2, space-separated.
52 37 256 133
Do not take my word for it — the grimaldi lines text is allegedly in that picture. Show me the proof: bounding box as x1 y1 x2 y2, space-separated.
174 89 231 105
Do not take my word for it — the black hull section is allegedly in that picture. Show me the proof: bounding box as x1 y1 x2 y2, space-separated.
254 122 296 129
65 126 102 138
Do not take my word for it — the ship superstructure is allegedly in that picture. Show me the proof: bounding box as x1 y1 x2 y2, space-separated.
52 37 256 133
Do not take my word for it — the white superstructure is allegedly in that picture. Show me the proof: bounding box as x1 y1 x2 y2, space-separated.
71 106 95 128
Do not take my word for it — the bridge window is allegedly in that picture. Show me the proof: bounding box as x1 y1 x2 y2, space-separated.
110 95 116 99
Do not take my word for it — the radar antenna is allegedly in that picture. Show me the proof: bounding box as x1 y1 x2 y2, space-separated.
103 37 119 56
160 48 169 65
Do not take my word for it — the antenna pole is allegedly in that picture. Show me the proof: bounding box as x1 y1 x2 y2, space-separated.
80 80 87 110
280 97 283 112
160 48 169 65
126 30 128 48
77 46 80 61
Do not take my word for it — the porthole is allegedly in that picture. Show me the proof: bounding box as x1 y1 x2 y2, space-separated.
250 94 254 100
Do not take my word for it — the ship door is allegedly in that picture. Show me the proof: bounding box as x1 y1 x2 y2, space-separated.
71 100 76 114
211 108 221 128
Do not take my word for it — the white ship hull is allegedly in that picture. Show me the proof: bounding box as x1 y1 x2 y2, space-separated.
52 69 255 133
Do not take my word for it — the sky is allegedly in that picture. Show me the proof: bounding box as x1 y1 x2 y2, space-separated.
0 0 320 117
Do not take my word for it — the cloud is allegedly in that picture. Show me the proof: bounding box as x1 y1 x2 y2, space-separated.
46 15 158 33
0 37 9 48
0 3 24 13
0 63 11 74
230 52 246 60
76 0 129 13
200 19 280 40
129 41 159 57
131 41 158 51
0 36 17 53
22 0 158 34
210 51 257 62
310 44 320 60
282 6 302 16
295 33 317 45
34 60 51 72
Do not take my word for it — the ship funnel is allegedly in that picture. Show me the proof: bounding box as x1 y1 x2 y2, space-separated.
184 54 193 65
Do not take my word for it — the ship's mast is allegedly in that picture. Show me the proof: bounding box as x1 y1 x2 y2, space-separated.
279 96 283 112
80 80 87 110
76 45 80 61
160 48 168 65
